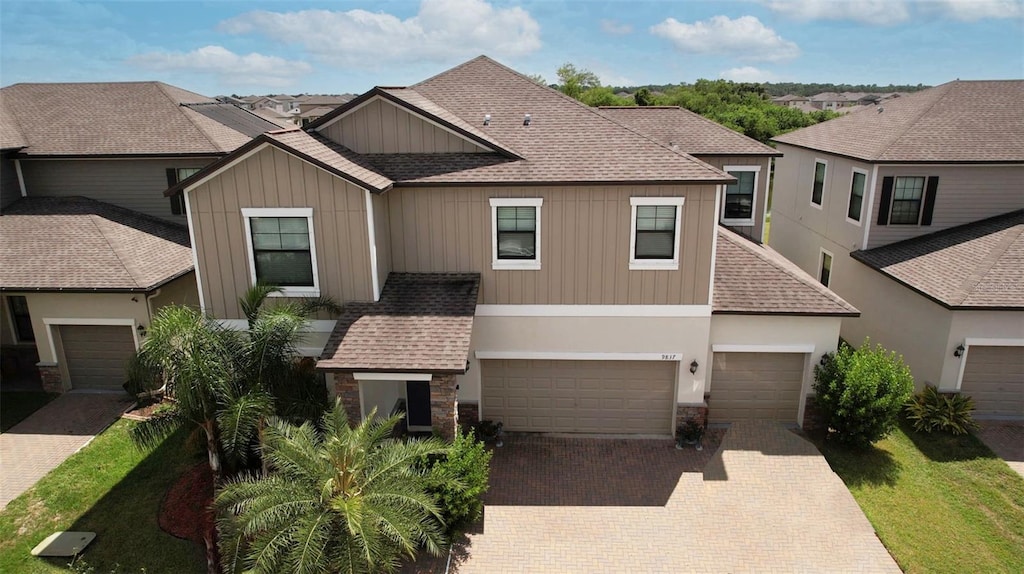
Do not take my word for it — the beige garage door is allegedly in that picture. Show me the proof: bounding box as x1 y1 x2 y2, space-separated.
709 352 805 423
60 325 136 390
960 346 1024 419
481 359 676 434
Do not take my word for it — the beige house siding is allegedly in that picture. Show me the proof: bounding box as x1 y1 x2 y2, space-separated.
371 192 392 294
697 155 771 243
319 98 490 154
867 164 1024 249
188 145 374 318
19 157 220 224
148 271 199 312
386 184 717 305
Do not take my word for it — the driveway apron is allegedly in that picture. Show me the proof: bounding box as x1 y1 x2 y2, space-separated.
445 421 899 573
0 391 131 510
975 421 1024 479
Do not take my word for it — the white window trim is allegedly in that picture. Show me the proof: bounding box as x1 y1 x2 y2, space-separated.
888 175 927 226
818 248 834 287
846 167 869 226
810 158 827 210
490 197 542 271
241 207 321 297
629 197 685 271
720 165 760 227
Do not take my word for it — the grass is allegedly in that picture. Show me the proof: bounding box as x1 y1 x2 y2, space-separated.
816 422 1024 573
1 391 58 433
0 420 205 573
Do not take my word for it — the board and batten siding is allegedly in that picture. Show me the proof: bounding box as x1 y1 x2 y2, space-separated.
867 164 1024 249
189 146 374 318
319 98 490 154
697 155 771 243
386 184 717 305
18 157 220 224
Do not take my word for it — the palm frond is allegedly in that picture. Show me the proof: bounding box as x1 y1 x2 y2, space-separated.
128 407 185 450
240 282 284 325
217 390 274 469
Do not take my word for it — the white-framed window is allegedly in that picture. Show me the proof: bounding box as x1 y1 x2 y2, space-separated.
810 159 827 208
241 208 320 297
846 168 868 224
889 176 926 225
490 198 542 270
721 165 760 226
629 197 685 271
818 248 834 287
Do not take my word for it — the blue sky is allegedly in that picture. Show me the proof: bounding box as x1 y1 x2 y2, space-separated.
1 0 1021 96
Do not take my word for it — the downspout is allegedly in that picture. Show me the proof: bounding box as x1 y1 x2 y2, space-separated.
139 288 167 399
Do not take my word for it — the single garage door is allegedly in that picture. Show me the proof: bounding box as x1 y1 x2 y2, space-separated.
709 352 805 424
960 346 1024 419
481 359 675 434
60 325 136 390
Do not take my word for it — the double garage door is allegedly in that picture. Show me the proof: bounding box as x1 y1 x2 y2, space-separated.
59 325 136 390
708 352 805 424
960 346 1024 419
481 359 675 434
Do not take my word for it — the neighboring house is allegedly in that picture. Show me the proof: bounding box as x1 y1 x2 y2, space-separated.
770 80 1024 419
0 81 278 392
809 92 849 110
772 94 809 107
253 106 300 127
167 56 856 439
299 106 337 127
294 94 354 115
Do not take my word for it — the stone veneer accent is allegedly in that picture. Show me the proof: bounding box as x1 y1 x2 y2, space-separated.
37 362 65 394
458 401 480 427
332 373 362 425
676 402 708 430
802 395 824 431
430 373 458 440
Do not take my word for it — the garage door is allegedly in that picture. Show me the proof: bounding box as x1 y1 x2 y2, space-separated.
60 325 136 390
709 352 805 423
481 359 675 434
960 346 1024 419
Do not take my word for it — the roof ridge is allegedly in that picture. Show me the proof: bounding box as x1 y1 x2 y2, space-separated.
718 227 855 311
872 81 957 161
155 82 232 152
86 211 141 289
950 221 1023 305
602 105 778 155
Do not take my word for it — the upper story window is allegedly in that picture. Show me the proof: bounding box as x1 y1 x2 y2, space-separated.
818 249 833 287
877 176 939 227
721 166 759 226
241 208 320 297
847 169 868 223
167 167 202 216
811 160 827 208
629 197 685 271
490 198 542 270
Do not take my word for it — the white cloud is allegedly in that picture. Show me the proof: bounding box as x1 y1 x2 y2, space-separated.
650 16 800 62
719 66 778 82
128 45 312 88
933 0 1023 21
762 0 911 25
219 0 541 67
600 19 633 35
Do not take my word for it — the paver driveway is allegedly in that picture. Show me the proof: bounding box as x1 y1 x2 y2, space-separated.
441 421 899 573
0 391 131 510
976 420 1024 479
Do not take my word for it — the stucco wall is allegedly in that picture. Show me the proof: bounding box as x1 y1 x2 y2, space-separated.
942 310 1024 390
147 271 199 314
20 292 145 364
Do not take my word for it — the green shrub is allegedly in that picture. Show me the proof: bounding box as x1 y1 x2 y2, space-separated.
905 385 979 435
122 351 161 398
425 428 492 532
813 340 915 447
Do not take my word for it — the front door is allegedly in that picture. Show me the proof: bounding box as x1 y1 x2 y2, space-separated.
406 381 432 430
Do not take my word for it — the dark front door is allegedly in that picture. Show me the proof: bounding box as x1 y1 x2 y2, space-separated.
406 381 432 429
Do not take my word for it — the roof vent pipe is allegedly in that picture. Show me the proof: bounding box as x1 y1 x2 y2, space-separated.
483 114 491 126
523 113 532 126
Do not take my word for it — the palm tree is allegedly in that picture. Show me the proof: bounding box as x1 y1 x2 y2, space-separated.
216 403 449 574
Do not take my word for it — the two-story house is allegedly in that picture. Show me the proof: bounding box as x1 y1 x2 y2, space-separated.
769 80 1024 420
0 82 279 392
167 56 857 439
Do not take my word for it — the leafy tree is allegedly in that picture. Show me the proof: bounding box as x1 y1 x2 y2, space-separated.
424 428 492 532
813 340 915 448
633 87 654 107
216 404 449 574
526 73 547 85
580 87 631 107
556 63 601 100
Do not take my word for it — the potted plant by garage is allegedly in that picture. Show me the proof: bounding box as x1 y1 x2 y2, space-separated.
477 420 504 447
676 420 705 451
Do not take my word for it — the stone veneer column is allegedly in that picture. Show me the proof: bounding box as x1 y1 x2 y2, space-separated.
676 401 709 431
430 373 458 441
37 362 66 394
332 373 362 426
457 401 480 427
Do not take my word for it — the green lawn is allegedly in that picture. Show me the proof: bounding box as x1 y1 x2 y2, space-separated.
0 420 205 573
1 391 58 432
817 423 1024 573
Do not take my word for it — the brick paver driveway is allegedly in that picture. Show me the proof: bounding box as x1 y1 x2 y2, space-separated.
0 391 131 510
438 421 898 573
976 421 1024 479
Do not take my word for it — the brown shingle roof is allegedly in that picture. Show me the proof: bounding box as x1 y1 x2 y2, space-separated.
598 106 780 156
0 95 27 150
0 197 192 291
773 80 1024 163
714 227 858 316
318 273 480 373
0 81 260 156
852 210 1024 309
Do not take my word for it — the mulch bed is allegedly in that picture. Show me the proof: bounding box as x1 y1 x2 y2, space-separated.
121 397 169 421
158 461 216 547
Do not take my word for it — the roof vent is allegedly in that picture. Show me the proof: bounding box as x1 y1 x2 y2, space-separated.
669 142 679 151
877 106 884 113
483 114 491 126
523 113 532 126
